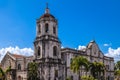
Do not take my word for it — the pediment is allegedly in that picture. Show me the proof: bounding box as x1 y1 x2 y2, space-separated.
1 52 16 68
86 40 104 58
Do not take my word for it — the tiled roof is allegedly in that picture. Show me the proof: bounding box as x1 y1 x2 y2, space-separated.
40 13 55 19
11 54 24 58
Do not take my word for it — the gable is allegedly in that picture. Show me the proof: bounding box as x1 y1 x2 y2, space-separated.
86 40 104 58
99 51 104 58
1 52 16 70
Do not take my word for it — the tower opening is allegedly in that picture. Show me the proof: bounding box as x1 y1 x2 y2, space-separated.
38 46 41 56
53 26 56 34
53 46 57 56
38 24 41 33
45 23 49 33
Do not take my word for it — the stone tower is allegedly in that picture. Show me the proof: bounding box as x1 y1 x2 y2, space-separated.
34 4 65 80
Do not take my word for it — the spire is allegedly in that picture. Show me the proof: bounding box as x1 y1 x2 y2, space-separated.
45 3 50 14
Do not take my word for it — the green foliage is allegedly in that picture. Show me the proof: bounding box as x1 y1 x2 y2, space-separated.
70 56 89 73
66 77 72 80
5 66 11 73
114 61 120 80
115 70 120 76
70 56 89 80
0 67 5 76
0 66 11 80
70 56 105 80
0 67 5 79
89 62 105 79
27 62 39 80
115 61 120 70
81 75 97 80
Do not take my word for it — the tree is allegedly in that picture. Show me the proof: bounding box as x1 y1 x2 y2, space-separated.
0 67 5 80
115 70 120 80
0 66 11 80
115 61 120 80
115 61 120 70
66 77 72 80
70 56 89 80
89 62 104 80
81 75 97 80
27 62 39 80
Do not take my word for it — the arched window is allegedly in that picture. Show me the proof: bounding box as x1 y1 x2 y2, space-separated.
38 46 41 56
18 64 21 70
53 27 56 34
53 46 57 56
45 23 49 33
38 24 41 33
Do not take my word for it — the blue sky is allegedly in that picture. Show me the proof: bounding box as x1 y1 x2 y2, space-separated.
0 0 120 56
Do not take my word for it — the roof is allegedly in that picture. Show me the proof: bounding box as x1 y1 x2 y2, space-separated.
40 6 55 19
11 54 24 58
61 47 84 53
40 13 55 19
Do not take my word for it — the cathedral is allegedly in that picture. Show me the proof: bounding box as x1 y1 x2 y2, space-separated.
1 5 114 80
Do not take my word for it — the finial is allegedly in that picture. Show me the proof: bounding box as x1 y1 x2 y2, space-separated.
90 37 96 43
45 3 49 14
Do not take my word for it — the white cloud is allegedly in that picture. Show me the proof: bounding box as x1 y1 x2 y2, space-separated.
105 47 120 62
104 44 109 47
0 46 34 62
78 45 86 50
61 46 64 49
103 43 112 47
1 46 119 62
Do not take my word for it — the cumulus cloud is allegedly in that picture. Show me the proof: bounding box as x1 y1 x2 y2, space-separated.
61 46 64 49
0 46 34 61
103 43 112 47
78 45 86 50
105 47 120 62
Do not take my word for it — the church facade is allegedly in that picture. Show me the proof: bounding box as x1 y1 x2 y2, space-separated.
1 6 114 80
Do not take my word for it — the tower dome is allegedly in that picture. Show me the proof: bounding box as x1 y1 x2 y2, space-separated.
36 3 59 38
39 3 56 21
40 13 55 19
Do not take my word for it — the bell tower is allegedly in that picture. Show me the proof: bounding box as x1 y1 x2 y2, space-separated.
34 4 65 80
34 4 60 59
